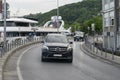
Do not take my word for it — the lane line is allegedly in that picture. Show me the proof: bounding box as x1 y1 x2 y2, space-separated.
17 45 39 80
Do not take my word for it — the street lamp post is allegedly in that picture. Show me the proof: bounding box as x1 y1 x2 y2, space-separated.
3 0 7 52
114 0 119 51
86 26 90 44
88 26 90 35
57 0 59 32
91 23 95 52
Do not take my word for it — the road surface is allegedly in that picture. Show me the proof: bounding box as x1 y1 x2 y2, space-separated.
19 42 120 80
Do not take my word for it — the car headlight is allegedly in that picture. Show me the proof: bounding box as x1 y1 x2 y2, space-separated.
43 45 49 50
67 45 72 51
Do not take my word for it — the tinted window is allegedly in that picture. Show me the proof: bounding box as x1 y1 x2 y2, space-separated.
15 22 29 27
0 21 15 26
45 35 68 43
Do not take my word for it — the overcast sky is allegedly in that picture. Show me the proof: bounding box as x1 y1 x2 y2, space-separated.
6 0 82 16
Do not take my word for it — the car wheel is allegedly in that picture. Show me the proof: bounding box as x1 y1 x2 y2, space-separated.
41 54 46 62
41 57 46 62
68 54 73 63
68 58 73 63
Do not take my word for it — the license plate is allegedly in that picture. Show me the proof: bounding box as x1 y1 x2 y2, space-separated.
54 54 62 57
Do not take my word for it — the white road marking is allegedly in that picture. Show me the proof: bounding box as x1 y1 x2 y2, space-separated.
17 46 38 80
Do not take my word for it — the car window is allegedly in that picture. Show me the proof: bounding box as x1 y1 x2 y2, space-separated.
45 35 68 43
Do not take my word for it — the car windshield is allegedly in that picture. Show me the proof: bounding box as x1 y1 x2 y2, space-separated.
45 35 68 43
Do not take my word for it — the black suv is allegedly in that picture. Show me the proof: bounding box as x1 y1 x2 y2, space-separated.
41 34 73 63
74 33 84 41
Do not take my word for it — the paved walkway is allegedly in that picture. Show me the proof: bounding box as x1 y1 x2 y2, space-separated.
0 41 40 80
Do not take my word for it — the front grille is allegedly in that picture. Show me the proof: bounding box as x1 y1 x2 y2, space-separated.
49 46 67 52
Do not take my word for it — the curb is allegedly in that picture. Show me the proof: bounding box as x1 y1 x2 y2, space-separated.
0 41 41 80
81 43 120 66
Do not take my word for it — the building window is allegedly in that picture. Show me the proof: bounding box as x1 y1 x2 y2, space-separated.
15 22 29 27
109 17 114 26
111 19 114 25
104 18 109 26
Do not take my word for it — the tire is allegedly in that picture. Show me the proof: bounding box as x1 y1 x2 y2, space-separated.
41 54 46 62
68 58 73 63
68 53 73 63
41 57 46 62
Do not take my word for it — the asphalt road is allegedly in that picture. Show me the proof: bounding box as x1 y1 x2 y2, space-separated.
19 42 120 80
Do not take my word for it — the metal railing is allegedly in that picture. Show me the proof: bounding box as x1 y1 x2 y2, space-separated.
84 36 119 60
0 36 43 57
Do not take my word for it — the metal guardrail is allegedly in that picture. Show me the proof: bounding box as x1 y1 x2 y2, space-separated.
0 36 43 57
84 36 118 60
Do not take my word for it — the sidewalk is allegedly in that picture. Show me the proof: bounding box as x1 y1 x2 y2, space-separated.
81 43 120 65
0 41 41 80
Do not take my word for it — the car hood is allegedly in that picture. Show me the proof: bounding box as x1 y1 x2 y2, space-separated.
44 43 69 47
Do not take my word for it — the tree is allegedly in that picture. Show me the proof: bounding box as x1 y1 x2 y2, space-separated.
81 16 102 34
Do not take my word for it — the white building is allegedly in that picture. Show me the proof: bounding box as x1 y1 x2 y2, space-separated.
102 0 120 50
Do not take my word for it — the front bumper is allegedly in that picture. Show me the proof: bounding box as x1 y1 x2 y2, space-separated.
42 50 73 60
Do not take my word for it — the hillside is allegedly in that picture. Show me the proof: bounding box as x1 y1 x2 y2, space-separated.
24 0 102 33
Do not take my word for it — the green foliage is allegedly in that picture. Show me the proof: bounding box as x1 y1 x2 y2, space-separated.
24 0 102 33
81 16 102 34
64 22 81 32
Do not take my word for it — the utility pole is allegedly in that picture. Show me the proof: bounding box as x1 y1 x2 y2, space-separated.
88 26 90 35
57 0 59 32
114 0 119 51
0 0 2 19
92 23 95 52
3 0 7 51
